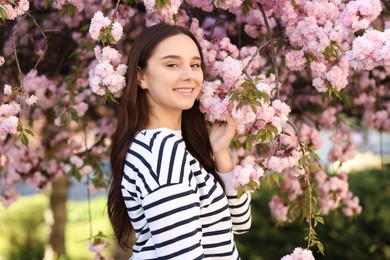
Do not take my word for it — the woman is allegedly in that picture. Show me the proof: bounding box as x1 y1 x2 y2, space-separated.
108 23 251 259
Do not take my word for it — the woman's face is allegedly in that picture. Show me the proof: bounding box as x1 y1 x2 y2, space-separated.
138 34 204 116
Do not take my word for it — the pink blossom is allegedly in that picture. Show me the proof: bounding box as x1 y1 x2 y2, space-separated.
281 247 315 260
232 164 263 191
215 0 243 10
25 95 38 106
0 115 19 135
285 50 306 71
0 102 21 117
340 0 382 32
3 0 29 20
269 195 289 222
111 22 123 42
70 155 83 168
79 165 93 176
326 64 349 91
3 84 12 95
89 11 111 41
72 102 89 117
0 56 4 66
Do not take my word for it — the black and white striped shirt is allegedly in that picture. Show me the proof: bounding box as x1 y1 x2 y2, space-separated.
121 128 251 259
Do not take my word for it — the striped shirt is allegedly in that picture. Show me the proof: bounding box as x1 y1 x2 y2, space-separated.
121 128 251 259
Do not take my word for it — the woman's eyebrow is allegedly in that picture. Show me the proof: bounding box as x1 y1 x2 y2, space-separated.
161 55 201 60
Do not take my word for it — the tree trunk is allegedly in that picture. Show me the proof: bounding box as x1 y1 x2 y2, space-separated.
44 176 69 259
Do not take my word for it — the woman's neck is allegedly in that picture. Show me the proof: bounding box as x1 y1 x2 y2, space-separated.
146 110 182 130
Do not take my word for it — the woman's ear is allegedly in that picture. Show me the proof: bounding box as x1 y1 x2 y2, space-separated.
137 67 147 89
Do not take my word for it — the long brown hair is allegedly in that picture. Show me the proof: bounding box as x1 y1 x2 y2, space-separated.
108 23 221 250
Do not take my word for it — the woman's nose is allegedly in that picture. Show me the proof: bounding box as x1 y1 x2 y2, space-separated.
181 65 194 81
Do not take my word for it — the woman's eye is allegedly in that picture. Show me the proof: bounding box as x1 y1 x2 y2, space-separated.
191 64 201 68
167 64 178 68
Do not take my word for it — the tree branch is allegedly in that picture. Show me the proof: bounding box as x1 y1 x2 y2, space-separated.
258 3 280 99
26 13 49 71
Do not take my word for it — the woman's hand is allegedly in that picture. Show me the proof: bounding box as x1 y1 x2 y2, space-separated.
209 112 237 173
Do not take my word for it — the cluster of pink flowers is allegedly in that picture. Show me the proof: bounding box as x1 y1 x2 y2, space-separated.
144 0 183 23
232 163 264 192
264 148 301 174
88 11 127 97
1 0 29 20
280 0 351 93
340 0 382 32
23 70 58 110
328 123 357 163
269 195 289 222
0 102 20 136
346 29 390 70
200 74 290 138
0 142 46 207
281 247 315 260
88 46 127 97
89 11 123 44
214 0 243 11
315 171 362 216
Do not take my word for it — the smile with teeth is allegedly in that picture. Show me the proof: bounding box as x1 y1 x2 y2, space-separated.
174 88 193 93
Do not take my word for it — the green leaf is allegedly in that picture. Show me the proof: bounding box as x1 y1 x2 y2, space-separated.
315 216 325 225
0 7 7 22
316 240 325 255
21 134 29 147
268 125 279 135
266 130 273 143
237 187 245 198
25 129 35 137
17 122 23 132
245 139 252 151
271 172 279 184
71 111 79 122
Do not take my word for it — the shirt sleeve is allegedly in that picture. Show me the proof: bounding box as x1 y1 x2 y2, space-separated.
217 170 252 234
141 182 205 260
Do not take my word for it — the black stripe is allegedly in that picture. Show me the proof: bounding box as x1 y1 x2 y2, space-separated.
121 184 138 197
179 151 188 183
229 195 249 209
149 131 160 149
152 215 199 235
203 239 231 249
201 216 230 229
203 228 231 237
155 227 201 248
147 202 200 223
143 187 195 210
231 203 250 217
167 139 183 183
128 149 158 184
201 203 229 218
199 184 218 201
127 204 140 211
158 242 202 260
133 139 151 152
232 215 251 226
156 134 175 176
131 213 145 223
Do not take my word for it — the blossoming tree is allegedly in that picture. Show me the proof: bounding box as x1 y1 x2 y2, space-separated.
1 0 389 258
